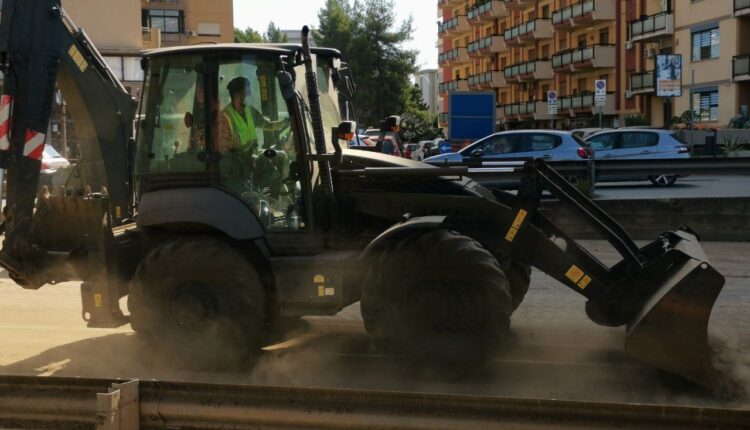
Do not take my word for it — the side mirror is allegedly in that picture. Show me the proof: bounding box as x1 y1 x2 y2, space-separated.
263 148 277 159
471 148 484 158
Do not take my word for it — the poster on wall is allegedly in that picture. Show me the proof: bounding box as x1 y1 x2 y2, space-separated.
656 54 682 97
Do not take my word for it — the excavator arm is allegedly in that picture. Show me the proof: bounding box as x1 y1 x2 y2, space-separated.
0 0 134 290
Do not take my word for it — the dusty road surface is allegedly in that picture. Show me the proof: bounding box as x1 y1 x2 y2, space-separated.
0 240 747 409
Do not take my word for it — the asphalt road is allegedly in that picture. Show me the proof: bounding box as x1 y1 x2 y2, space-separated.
0 240 747 410
593 175 750 200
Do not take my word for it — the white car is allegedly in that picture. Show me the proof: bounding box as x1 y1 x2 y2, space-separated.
411 140 433 161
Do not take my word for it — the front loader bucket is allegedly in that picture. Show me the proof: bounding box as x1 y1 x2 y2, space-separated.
624 230 725 390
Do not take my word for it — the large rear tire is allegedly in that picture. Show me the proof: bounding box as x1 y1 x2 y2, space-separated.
505 261 531 311
361 230 513 366
128 238 266 369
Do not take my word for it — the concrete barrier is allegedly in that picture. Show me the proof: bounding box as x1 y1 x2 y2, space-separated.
540 197 750 241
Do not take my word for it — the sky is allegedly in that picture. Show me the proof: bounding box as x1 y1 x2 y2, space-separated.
233 0 438 70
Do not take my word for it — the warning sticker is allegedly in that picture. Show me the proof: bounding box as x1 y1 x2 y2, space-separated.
565 265 585 284
68 45 89 73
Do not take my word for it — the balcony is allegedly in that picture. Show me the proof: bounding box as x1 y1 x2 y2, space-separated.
468 1 507 23
468 34 507 58
558 93 616 116
496 105 505 122
552 0 615 31
160 32 187 47
628 70 655 96
142 27 161 49
733 55 750 82
468 70 508 89
502 101 550 121
438 47 470 66
552 44 616 73
504 19 553 47
735 0 750 17
503 0 537 9
628 11 674 44
504 59 553 82
439 15 470 36
439 79 469 94
439 112 449 126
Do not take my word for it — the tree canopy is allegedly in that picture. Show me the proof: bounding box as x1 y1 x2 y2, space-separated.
315 0 425 132
234 22 288 43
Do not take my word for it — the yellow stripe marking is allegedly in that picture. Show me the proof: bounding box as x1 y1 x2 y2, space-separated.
94 293 103 308
505 209 528 242
565 265 585 284
68 45 88 73
577 275 592 290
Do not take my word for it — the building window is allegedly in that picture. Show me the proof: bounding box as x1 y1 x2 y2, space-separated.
143 9 184 34
692 90 718 122
691 27 719 61
599 29 609 45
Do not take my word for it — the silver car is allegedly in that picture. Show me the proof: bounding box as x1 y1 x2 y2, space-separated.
425 130 590 163
584 129 690 186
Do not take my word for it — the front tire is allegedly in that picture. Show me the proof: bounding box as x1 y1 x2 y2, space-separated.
128 238 266 369
361 230 513 366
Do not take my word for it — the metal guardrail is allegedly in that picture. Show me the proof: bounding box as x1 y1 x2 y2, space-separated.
1 375 749 429
421 158 750 188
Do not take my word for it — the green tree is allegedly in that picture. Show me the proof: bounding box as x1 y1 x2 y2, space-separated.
316 0 418 128
400 84 439 142
234 27 263 43
264 22 288 43
234 22 287 43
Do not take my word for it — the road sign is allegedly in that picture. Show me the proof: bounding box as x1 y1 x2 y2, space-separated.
595 79 607 96
595 94 607 107
547 90 558 115
547 90 557 104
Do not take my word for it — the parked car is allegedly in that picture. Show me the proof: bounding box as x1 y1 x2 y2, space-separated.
423 139 443 158
403 143 418 160
364 130 403 157
583 129 690 186
39 144 71 190
424 130 590 163
571 127 614 140
348 134 373 148
411 140 432 161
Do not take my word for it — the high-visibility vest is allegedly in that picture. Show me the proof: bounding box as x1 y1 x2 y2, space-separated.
222 104 257 148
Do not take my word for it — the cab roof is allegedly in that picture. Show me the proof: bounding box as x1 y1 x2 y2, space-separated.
142 43 342 59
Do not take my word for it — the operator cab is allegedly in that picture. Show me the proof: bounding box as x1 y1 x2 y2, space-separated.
135 44 347 233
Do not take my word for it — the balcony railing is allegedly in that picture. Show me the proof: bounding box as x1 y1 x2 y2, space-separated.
438 79 469 94
467 34 506 57
503 0 536 9
504 19 553 46
558 92 615 115
502 101 550 121
468 70 507 88
468 1 507 22
439 112 449 125
439 15 470 35
734 0 750 17
504 59 554 81
628 70 655 95
552 0 615 30
438 47 469 65
628 11 674 43
552 44 616 72
733 54 750 81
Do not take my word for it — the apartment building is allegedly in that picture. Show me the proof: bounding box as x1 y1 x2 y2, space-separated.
415 68 441 114
61 0 233 93
437 0 750 135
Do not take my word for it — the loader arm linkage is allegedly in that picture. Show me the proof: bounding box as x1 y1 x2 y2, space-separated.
0 0 133 291
489 159 725 389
